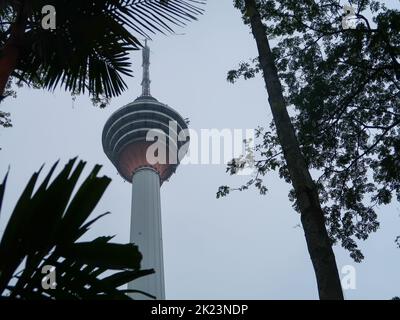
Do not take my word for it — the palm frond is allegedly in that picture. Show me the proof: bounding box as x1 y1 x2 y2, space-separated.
2 0 206 98
0 158 154 300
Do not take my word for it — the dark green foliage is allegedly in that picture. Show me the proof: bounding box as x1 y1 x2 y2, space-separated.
0 0 205 99
0 110 11 128
225 0 400 262
0 80 14 129
0 158 154 299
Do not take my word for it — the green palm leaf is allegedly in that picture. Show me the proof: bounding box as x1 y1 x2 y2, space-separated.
0 158 154 300
1 0 205 99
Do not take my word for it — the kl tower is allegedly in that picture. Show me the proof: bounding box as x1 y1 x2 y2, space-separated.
102 41 189 300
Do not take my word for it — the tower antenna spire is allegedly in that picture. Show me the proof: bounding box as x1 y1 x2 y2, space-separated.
141 39 151 96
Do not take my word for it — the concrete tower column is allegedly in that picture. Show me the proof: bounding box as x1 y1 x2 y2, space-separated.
128 167 165 300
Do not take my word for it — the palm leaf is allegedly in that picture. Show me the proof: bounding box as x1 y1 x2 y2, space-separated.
58 241 143 270
0 158 154 299
0 169 8 220
3 0 205 98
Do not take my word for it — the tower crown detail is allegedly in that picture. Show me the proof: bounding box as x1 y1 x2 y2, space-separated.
102 42 189 183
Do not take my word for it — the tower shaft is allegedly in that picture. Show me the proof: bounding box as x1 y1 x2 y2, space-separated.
128 168 165 300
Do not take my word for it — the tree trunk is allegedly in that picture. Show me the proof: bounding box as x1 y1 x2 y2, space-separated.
0 6 27 99
243 0 344 300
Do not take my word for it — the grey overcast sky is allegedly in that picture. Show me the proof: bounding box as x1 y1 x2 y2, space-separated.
1 1 399 299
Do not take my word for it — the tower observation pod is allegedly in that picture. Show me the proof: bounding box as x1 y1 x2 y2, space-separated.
102 41 189 300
